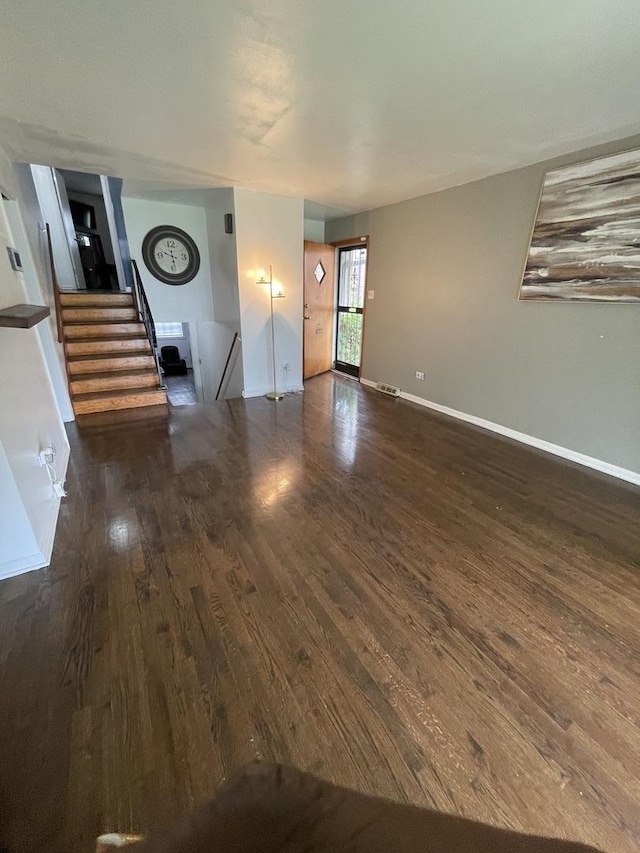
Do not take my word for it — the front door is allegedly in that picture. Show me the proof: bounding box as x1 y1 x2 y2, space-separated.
303 240 335 379
335 244 367 377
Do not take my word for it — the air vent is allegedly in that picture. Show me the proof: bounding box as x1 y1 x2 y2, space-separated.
375 382 400 397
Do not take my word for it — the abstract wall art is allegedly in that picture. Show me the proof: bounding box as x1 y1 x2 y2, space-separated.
519 148 640 302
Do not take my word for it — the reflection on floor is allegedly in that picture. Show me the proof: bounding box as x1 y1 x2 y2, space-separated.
164 369 197 406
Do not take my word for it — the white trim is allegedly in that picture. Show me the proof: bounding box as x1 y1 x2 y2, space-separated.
242 386 304 399
101 175 128 292
243 387 275 398
0 496 62 581
0 550 48 581
359 378 640 487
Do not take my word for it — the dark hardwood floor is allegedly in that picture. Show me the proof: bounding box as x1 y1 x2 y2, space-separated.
0 373 639 853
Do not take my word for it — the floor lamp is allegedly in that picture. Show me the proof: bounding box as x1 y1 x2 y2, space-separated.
257 266 285 401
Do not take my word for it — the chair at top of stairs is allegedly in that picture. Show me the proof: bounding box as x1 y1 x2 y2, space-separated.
160 345 187 376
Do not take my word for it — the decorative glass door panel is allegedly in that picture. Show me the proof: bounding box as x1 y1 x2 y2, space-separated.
335 246 367 376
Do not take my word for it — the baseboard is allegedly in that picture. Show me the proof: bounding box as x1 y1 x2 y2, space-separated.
243 386 304 399
0 495 61 582
360 378 640 487
0 550 48 581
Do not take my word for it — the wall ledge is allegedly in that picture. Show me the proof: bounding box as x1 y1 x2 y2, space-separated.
360 378 640 487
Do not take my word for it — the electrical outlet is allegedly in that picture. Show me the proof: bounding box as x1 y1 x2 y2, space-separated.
415 371 425 380
39 446 56 466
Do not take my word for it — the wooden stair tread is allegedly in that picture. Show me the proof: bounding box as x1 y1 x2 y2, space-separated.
70 368 158 381
62 304 135 310
73 387 165 402
67 351 153 362
62 310 137 322
72 387 167 415
59 292 133 306
63 315 139 322
65 333 147 341
60 289 127 294
68 350 153 361
70 371 161 395
65 340 151 354
67 355 156 375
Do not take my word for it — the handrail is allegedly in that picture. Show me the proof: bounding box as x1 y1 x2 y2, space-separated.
215 332 240 401
130 269 141 320
45 223 64 344
131 259 165 388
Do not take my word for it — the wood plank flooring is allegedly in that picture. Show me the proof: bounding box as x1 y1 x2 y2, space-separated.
0 373 639 853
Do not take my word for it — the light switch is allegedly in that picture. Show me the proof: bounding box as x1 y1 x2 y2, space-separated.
368 290 375 300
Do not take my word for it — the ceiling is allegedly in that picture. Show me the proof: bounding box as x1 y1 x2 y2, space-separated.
2 0 640 218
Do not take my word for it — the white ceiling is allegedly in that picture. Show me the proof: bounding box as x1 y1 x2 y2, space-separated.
2 0 640 218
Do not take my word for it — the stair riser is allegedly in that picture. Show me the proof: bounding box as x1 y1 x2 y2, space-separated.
62 308 137 323
64 323 146 339
71 374 160 394
59 293 133 307
67 355 156 375
73 390 167 415
66 339 151 356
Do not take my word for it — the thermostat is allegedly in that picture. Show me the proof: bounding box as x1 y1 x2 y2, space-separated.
6 247 22 272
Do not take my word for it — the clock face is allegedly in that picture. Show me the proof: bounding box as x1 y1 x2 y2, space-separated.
154 237 190 276
142 225 200 285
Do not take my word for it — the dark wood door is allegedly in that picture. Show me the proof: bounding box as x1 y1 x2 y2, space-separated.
303 241 335 379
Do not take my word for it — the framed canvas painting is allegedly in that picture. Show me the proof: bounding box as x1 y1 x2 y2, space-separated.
519 148 640 302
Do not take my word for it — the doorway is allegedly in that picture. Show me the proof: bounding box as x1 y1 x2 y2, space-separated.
335 244 367 377
155 321 198 406
303 240 336 379
31 165 132 292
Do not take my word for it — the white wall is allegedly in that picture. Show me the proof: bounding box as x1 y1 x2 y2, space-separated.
234 189 304 397
123 192 247 399
0 194 70 579
122 189 304 400
4 181 74 422
205 188 240 323
200 189 243 400
122 197 214 322
0 443 42 577
304 219 325 243
192 321 243 402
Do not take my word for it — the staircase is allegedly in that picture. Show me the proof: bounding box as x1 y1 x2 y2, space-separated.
60 291 168 416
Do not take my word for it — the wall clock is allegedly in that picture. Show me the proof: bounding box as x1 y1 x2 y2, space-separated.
142 225 200 285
